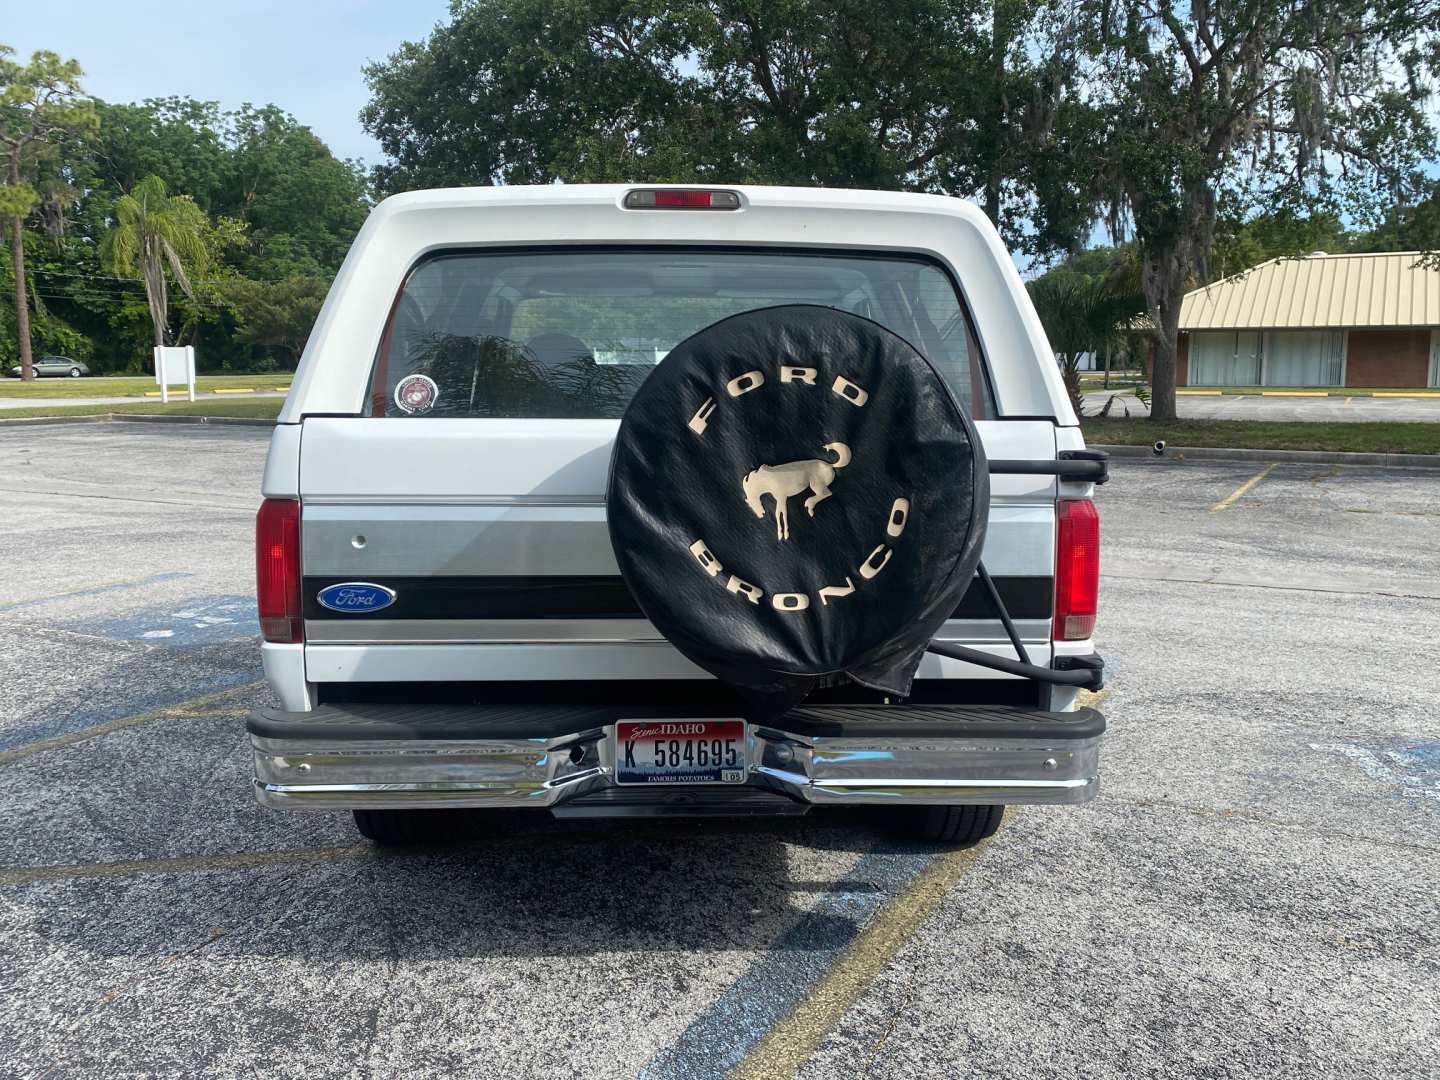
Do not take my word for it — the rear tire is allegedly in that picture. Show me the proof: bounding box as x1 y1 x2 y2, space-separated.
352 808 450 846
901 804 1005 847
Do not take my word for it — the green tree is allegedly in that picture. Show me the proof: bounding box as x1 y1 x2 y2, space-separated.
19 97 368 374
0 45 97 380
0 231 98 363
220 105 368 279
1210 210 1350 281
1356 179 1440 256
101 175 210 351
91 97 228 210
223 274 327 366
88 98 367 280
1076 1 1439 420
1027 270 1144 415
361 0 1092 253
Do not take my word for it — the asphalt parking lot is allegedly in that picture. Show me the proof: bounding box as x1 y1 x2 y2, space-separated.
1 422 1437 1079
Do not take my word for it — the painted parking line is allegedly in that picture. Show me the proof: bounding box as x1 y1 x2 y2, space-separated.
728 835 998 1080
1209 463 1277 513
636 844 929 1080
0 843 376 887
0 679 264 765
638 829 998 1080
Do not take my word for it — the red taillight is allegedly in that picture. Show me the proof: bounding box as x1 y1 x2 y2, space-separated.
623 188 741 210
256 498 302 643
1054 498 1099 641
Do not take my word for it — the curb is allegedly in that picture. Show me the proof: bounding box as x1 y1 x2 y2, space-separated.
1092 443 1440 470
0 412 276 429
109 413 276 428
0 413 114 428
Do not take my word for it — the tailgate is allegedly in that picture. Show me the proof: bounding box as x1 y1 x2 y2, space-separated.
297 417 1057 685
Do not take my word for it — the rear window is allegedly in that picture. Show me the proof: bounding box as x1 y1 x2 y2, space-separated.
367 249 993 419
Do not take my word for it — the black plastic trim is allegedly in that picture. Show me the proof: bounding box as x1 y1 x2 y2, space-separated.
1060 448 1110 484
1055 653 1106 689
315 676 1048 709
776 704 1104 739
303 576 637 621
301 574 1054 622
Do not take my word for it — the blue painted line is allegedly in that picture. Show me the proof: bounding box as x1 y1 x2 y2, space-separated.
1399 740 1440 772
1309 738 1440 802
0 572 193 613
636 845 932 1080
70 593 258 646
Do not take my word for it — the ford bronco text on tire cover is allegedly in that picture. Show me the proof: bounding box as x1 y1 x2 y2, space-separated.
250 186 1107 847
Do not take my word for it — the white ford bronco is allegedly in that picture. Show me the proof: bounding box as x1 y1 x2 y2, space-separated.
251 185 1106 847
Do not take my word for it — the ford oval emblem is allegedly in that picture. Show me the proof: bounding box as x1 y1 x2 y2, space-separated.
316 582 397 614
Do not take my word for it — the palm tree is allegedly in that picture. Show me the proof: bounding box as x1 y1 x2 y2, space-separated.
102 175 209 354
1027 273 1144 416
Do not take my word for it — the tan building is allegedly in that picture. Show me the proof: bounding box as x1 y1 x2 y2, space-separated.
1172 251 1440 388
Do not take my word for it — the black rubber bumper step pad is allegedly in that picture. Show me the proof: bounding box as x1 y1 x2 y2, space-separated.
247 702 1105 743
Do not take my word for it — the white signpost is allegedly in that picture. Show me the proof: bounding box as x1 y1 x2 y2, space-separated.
153 345 197 403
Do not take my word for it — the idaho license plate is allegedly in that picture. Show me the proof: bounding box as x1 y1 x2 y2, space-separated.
614 719 747 785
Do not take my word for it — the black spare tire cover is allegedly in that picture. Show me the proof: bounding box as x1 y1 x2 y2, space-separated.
607 305 989 706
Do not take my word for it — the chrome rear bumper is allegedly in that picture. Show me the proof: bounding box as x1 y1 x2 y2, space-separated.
249 703 1103 813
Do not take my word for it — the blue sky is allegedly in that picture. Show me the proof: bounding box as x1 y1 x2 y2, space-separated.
4 1 452 165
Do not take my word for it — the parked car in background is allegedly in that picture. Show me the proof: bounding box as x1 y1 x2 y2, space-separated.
6 355 90 378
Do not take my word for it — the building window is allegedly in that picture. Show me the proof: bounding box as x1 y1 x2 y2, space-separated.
1190 331 1263 385
1430 330 1439 388
1262 330 1344 387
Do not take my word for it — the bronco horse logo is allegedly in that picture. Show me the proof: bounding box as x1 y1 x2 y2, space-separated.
741 443 851 540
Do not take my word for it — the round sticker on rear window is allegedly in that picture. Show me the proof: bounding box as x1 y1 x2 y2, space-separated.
394 373 439 414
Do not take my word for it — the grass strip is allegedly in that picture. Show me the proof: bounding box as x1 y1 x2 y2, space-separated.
1082 418 1440 455
0 398 283 420
0 373 288 399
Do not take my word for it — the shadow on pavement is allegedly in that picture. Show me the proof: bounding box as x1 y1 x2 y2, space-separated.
9 807 944 962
